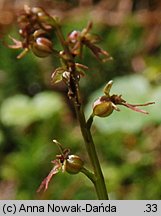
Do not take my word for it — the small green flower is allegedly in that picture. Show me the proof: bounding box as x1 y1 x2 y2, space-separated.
67 22 112 61
92 80 155 118
37 140 84 192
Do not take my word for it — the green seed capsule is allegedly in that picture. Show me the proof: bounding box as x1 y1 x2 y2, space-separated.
93 96 114 117
31 37 53 57
65 155 84 174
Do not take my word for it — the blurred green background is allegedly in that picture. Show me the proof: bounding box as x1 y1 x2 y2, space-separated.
0 0 161 199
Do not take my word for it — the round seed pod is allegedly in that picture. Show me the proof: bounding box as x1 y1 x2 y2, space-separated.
65 155 84 174
31 37 53 57
93 96 114 117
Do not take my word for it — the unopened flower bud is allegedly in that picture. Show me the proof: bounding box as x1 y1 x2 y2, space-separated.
65 155 84 174
31 7 47 18
33 29 49 39
93 96 114 117
31 7 54 29
68 30 80 43
31 37 53 57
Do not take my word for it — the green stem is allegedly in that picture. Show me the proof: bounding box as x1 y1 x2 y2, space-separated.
55 26 73 58
75 104 109 199
87 114 94 130
81 167 95 183
55 24 109 200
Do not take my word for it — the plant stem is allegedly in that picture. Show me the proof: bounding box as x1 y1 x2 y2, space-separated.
81 167 95 183
87 114 94 130
74 103 109 199
55 25 109 200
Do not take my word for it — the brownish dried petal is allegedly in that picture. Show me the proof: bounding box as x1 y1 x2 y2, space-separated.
37 160 61 192
17 48 29 59
103 80 113 96
121 102 155 114
83 39 111 62
8 36 23 49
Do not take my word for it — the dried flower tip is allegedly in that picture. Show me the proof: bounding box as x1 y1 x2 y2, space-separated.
8 36 22 49
103 80 113 96
17 48 29 59
86 21 93 32
37 160 61 192
33 29 49 39
84 40 111 62
122 101 155 114
81 21 93 36
75 63 88 70
8 35 29 59
52 139 57 144
112 103 120 111
52 139 64 154
24 5 31 14
127 102 155 107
